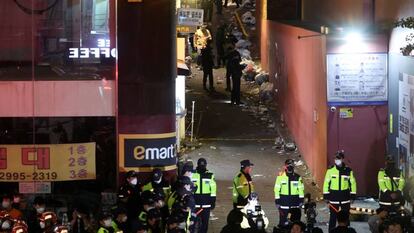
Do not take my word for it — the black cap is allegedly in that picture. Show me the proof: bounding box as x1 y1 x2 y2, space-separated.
112 206 127 217
153 191 166 201
33 196 45 205
240 159 254 168
152 168 163 182
285 159 294 166
179 176 193 186
147 208 161 220
335 150 345 159
125 170 137 179
141 191 155 205
182 163 194 174
131 220 147 231
197 158 207 167
167 214 181 225
97 212 112 221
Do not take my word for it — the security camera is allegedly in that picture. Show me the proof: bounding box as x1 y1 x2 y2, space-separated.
330 106 336 112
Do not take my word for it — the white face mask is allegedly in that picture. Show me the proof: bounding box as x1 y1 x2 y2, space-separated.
335 159 342 166
1 221 11 229
103 219 112 227
121 216 127 223
130 178 138 186
39 222 45 229
178 222 186 229
2 201 10 209
36 207 45 214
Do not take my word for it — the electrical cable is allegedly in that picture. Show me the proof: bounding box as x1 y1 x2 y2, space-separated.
13 0 58 15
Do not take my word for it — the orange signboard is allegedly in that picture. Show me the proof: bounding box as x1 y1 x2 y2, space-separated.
0 143 96 182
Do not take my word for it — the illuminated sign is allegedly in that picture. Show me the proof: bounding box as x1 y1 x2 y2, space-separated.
0 143 96 182
119 133 177 172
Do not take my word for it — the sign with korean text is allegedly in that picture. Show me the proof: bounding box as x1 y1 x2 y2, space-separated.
177 8 204 26
0 143 95 182
119 133 177 172
327 53 387 105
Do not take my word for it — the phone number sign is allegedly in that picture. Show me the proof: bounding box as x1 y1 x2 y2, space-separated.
0 143 96 182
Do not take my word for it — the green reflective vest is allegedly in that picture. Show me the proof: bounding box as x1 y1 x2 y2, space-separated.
274 172 304 199
191 171 217 196
232 171 254 204
142 182 171 202
378 169 405 192
323 165 357 196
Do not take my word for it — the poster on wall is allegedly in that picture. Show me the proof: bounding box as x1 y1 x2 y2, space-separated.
327 53 388 105
399 73 414 177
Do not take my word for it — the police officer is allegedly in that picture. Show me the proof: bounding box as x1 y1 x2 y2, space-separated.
137 191 156 227
233 160 255 209
142 168 171 201
378 156 405 212
274 159 304 227
118 170 142 221
323 150 357 231
191 158 217 233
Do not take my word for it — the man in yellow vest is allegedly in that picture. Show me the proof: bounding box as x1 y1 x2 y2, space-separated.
233 159 255 209
274 159 304 227
378 156 405 212
191 158 217 233
323 150 357 231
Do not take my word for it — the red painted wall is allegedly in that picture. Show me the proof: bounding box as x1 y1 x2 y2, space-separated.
327 106 387 196
326 35 388 195
261 21 328 187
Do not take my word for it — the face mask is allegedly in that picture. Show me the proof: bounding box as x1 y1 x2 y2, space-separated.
130 178 138 186
103 219 112 227
121 216 127 223
286 165 294 173
157 200 165 207
13 197 20 203
39 222 45 229
1 221 11 230
334 159 342 166
178 222 186 229
2 201 10 209
36 207 45 214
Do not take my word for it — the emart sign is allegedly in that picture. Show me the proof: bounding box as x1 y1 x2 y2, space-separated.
119 133 177 172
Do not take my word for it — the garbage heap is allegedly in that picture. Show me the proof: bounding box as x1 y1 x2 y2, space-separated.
225 1 273 104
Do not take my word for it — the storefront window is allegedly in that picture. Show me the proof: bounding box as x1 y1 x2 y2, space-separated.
0 0 117 200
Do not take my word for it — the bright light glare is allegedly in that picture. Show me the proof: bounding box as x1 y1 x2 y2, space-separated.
346 32 362 44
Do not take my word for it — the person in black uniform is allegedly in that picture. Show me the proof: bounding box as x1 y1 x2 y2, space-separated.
226 45 243 105
201 40 215 92
118 171 142 222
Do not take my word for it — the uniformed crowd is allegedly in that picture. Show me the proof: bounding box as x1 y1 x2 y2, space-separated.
0 151 411 233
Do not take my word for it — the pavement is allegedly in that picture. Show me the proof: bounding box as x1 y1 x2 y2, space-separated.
179 2 377 233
